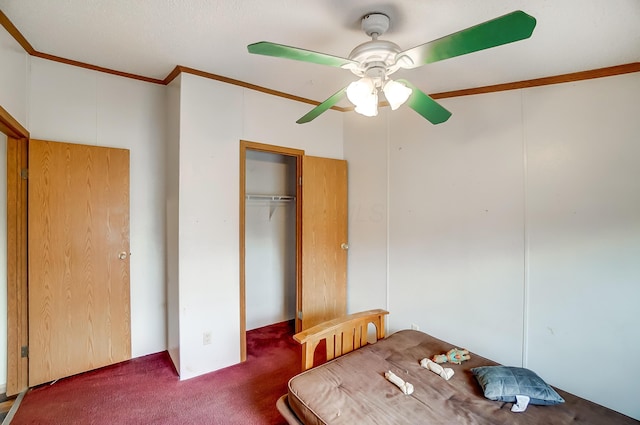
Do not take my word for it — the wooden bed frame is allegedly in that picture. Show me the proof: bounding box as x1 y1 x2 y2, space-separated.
277 309 639 425
277 309 389 425
293 309 389 371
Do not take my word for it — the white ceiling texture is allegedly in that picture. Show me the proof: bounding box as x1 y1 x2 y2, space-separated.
1 0 639 105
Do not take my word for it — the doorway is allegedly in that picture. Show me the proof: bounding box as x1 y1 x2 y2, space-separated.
239 141 303 361
244 150 297 331
239 141 349 362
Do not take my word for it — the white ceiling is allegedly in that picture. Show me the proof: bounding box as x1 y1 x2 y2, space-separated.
1 0 639 104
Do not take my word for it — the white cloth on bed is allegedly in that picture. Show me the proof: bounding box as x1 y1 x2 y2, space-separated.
420 358 454 380
385 370 414 395
511 395 531 412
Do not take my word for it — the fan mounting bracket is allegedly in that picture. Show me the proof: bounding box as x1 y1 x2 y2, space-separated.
345 13 401 79
361 13 390 38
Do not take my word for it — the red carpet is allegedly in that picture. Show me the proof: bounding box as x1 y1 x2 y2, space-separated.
11 321 301 424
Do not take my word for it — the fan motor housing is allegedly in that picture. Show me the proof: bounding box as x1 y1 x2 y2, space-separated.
348 40 402 77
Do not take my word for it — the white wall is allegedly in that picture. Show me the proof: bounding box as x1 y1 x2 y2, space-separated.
245 151 297 330
523 74 640 418
166 76 181 370
172 73 343 379
176 74 244 379
5 17 636 417
29 57 168 358
389 90 526 367
0 133 6 392
243 89 344 160
343 110 389 314
344 72 640 420
0 24 30 393
0 24 29 129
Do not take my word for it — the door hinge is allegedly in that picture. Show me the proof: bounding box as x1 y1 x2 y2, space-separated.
21 345 28 358
297 311 303 320
299 176 302 186
20 168 28 180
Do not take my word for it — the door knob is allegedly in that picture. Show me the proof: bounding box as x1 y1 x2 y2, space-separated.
341 243 349 250
118 252 128 260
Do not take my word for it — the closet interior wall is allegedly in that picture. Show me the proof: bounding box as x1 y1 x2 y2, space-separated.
245 150 297 330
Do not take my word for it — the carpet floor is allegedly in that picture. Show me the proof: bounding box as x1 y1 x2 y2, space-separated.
10 321 301 424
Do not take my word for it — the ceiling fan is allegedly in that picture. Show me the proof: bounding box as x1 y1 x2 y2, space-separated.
248 10 536 124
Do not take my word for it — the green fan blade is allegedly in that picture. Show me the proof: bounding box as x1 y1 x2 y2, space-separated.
248 41 356 68
396 79 451 124
297 87 347 124
397 10 536 68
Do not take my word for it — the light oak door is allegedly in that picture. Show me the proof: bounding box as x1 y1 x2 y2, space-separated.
300 156 348 330
28 139 131 387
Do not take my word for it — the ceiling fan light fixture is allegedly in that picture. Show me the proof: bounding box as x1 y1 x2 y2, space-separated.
383 79 412 110
347 77 379 117
354 92 379 117
346 77 375 105
248 10 536 124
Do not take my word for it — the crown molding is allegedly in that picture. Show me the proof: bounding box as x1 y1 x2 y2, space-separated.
0 104 29 139
431 62 640 100
0 10 34 54
1 10 638 113
169 66 350 112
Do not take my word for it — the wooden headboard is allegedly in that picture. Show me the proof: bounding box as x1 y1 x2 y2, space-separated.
293 309 389 371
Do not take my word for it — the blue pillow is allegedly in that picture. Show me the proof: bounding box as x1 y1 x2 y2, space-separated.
471 366 565 406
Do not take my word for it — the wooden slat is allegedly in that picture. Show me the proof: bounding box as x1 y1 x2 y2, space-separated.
354 325 362 350
302 340 319 372
343 328 354 353
361 322 369 346
294 309 389 371
335 332 343 357
377 315 386 340
326 336 335 361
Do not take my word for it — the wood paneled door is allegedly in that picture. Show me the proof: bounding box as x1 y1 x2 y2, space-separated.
28 139 131 387
300 156 348 330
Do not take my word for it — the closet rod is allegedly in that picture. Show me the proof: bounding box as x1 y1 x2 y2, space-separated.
245 194 295 201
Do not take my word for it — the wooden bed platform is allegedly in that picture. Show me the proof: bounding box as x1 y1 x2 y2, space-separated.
277 309 639 425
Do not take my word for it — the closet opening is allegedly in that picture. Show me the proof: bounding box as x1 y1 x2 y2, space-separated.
239 141 304 362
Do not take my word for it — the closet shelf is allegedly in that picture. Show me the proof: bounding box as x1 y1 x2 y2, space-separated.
245 194 296 220
245 194 296 202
